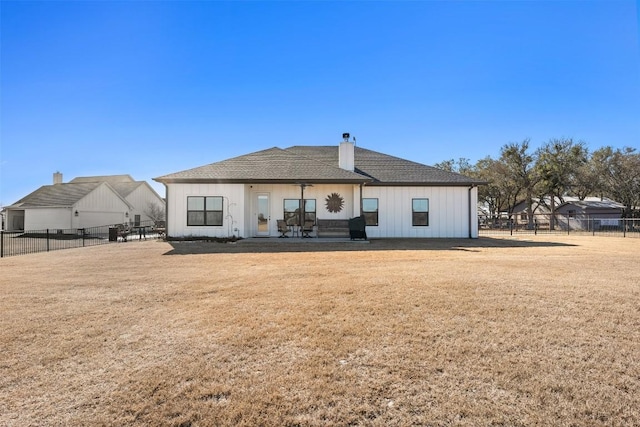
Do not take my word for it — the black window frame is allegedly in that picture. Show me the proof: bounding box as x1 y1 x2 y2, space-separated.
187 196 223 226
284 198 316 225
362 198 379 226
412 198 429 227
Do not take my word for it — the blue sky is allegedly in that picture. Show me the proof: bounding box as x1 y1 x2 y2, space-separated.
1 0 639 206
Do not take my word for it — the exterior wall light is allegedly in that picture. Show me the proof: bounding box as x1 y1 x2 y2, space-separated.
75 210 79 217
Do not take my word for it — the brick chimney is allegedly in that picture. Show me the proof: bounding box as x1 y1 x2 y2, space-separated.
339 133 354 171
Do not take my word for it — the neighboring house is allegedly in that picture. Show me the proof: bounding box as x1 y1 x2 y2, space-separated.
512 196 624 230
2 173 164 231
556 197 625 230
69 175 165 226
154 134 485 239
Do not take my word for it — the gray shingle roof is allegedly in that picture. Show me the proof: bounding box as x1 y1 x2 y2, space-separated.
155 147 370 183
70 175 143 197
70 175 135 184
287 146 482 185
7 182 103 208
155 145 483 186
560 197 625 210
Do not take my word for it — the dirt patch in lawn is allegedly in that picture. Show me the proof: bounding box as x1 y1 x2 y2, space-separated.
1 236 638 426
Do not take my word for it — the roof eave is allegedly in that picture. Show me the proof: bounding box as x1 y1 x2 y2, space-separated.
365 180 488 187
154 177 373 185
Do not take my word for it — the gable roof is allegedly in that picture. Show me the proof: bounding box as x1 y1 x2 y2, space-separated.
7 182 112 209
70 175 135 184
155 147 371 184
558 197 625 210
513 196 625 213
155 146 483 186
70 175 150 198
287 146 480 185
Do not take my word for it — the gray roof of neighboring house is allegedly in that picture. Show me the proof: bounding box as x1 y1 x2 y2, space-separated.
70 175 146 198
5 175 159 210
559 197 625 210
6 182 104 208
70 175 135 184
513 197 625 213
155 146 483 186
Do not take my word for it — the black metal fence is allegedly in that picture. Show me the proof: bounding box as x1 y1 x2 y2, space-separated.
0 220 163 258
480 214 640 238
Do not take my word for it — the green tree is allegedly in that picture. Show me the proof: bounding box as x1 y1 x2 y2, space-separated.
570 151 603 200
474 156 513 223
433 158 473 175
592 146 640 217
535 138 588 229
499 140 539 228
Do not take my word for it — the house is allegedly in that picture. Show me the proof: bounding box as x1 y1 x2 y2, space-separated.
511 196 624 230
556 197 625 230
69 175 165 227
2 173 164 231
154 134 485 239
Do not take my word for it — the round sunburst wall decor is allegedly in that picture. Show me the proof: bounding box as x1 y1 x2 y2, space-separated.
325 192 344 213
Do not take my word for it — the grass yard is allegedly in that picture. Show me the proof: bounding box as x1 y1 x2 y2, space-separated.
1 236 638 426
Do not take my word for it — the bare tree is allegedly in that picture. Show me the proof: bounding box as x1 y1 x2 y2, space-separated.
144 201 166 224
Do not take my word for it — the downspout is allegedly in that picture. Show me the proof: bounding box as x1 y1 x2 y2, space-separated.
359 183 364 217
301 184 305 226
164 183 169 238
468 185 476 239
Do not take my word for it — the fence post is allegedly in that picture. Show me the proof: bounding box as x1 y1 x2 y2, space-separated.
623 219 626 238
1 230 3 258
82 228 85 247
46 229 50 252
567 215 570 235
510 218 513 236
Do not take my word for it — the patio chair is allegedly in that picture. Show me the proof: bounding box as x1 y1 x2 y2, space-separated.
302 220 315 238
277 220 290 238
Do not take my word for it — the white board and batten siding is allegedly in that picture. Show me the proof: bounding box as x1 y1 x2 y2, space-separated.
74 183 131 228
166 182 479 238
247 183 359 237
167 183 361 238
362 186 479 238
22 183 131 230
167 183 246 238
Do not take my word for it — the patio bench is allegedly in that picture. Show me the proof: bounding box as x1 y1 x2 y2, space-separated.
316 219 350 238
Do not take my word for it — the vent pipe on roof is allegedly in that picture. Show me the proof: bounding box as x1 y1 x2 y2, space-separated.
339 133 355 171
53 172 63 185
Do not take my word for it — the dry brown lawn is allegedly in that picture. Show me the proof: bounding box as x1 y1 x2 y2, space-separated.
1 236 638 426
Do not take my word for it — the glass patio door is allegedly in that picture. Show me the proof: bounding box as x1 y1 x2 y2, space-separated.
256 193 270 236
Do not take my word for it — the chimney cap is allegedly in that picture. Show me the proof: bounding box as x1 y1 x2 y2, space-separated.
342 132 350 141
